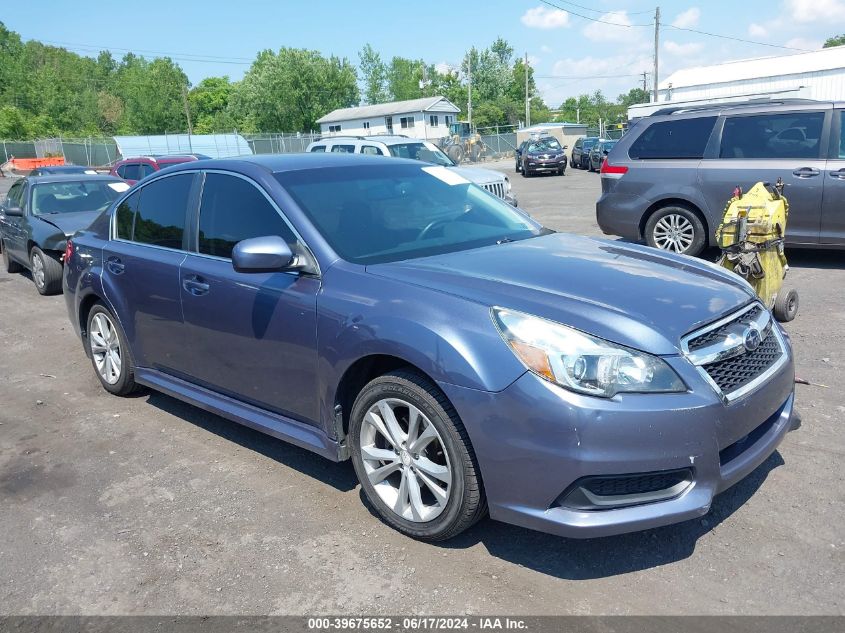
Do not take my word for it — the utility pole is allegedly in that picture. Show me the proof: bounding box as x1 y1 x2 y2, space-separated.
181 84 193 153
642 71 648 93
525 52 530 128
653 6 660 102
467 52 473 126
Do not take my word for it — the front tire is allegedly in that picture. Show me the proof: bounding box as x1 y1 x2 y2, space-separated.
773 287 799 322
30 247 63 295
349 370 486 541
86 303 141 396
645 206 706 256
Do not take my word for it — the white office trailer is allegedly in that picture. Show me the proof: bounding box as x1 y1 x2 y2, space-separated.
629 45 845 119
316 96 461 140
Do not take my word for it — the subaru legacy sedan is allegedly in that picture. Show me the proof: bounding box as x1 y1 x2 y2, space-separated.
63 154 795 541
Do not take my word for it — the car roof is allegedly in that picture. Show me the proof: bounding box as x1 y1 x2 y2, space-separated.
24 174 123 185
648 99 837 119
161 152 421 174
313 135 424 146
119 154 201 162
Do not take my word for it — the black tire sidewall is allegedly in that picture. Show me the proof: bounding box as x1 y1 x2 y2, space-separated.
645 206 706 256
86 303 137 395
349 374 471 540
30 247 62 295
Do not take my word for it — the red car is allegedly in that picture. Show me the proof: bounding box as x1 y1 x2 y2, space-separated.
109 154 208 185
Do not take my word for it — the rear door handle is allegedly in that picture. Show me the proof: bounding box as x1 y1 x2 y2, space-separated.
106 256 124 275
830 168 845 180
792 167 820 178
182 275 210 296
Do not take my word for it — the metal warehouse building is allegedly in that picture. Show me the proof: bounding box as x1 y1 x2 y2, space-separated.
629 45 845 118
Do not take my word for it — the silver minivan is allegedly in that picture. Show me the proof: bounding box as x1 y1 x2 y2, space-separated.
596 99 845 255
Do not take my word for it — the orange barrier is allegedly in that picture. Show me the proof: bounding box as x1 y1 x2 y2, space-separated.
9 157 66 171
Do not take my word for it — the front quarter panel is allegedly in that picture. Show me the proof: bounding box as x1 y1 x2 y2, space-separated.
316 262 527 435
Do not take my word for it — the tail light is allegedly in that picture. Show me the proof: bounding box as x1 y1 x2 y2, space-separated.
600 160 628 179
63 239 74 263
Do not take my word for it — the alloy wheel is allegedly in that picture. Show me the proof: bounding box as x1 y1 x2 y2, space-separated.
31 252 45 289
359 398 452 523
652 214 695 253
89 312 122 384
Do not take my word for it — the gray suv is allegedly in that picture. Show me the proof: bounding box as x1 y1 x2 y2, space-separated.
596 100 845 255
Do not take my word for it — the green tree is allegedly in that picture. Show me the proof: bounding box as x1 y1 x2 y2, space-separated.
617 87 650 108
387 57 424 101
359 44 389 104
824 34 845 47
232 48 358 132
189 76 236 133
113 55 189 134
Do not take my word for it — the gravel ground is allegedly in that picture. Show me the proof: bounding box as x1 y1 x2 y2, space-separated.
0 164 842 615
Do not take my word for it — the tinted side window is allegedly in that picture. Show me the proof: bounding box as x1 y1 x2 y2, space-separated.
133 174 192 249
6 181 24 206
361 145 383 155
115 165 127 178
720 112 825 159
123 163 143 180
198 173 295 259
114 191 139 239
629 116 716 159
309 145 326 153
140 164 156 178
330 145 356 153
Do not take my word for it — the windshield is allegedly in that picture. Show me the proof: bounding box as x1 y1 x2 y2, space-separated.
527 138 562 153
386 142 454 167
276 164 547 265
583 139 597 149
31 180 127 215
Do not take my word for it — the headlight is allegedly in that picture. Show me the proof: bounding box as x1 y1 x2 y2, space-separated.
492 308 686 398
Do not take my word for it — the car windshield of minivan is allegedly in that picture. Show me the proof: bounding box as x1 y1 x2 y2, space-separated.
386 142 455 166
31 181 125 215
583 139 597 149
528 139 562 153
276 164 547 265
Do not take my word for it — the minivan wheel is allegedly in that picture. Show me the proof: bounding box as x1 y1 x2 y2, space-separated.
86 303 140 396
349 370 486 541
30 247 63 295
645 206 706 256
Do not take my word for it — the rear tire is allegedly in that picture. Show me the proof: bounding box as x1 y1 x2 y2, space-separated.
30 246 63 295
349 370 487 541
2 240 22 273
645 206 706 256
447 145 463 164
773 287 799 322
86 303 141 396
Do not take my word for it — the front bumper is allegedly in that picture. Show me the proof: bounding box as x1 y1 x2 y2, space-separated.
525 158 565 172
439 341 795 538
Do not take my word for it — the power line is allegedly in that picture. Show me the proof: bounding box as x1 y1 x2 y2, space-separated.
538 0 653 27
661 23 813 52
24 37 254 65
543 0 655 16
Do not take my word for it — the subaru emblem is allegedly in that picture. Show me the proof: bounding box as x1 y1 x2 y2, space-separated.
743 327 762 352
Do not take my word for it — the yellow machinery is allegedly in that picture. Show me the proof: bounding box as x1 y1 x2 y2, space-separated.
441 122 487 163
716 179 798 322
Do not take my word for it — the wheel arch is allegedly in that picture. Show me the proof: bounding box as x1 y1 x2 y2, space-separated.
639 198 710 242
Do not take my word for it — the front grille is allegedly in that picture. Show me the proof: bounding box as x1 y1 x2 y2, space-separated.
681 303 786 401
483 182 505 199
688 304 763 351
702 331 782 394
583 470 691 497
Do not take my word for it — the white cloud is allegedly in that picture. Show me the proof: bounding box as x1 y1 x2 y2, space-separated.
541 45 553 54
748 23 768 37
784 37 823 49
671 7 701 28
664 40 704 56
434 62 456 75
521 6 570 29
786 0 845 23
582 11 642 43
528 55 541 66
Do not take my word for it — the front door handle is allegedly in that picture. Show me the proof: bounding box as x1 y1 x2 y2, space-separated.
182 275 210 296
106 256 124 275
830 168 845 180
792 167 820 178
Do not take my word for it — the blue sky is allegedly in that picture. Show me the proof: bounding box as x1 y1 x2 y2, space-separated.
4 0 840 107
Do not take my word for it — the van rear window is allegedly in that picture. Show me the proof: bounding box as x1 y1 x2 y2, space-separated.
628 116 716 159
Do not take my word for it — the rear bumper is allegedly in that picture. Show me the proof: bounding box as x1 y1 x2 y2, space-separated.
439 342 795 539
596 192 649 240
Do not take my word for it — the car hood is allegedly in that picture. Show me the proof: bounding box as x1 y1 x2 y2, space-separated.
367 233 756 355
448 166 506 186
37 210 102 236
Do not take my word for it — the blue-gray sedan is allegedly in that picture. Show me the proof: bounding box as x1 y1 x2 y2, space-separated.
63 154 795 541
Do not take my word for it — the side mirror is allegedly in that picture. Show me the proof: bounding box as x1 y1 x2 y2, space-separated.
232 236 295 273
603 150 609 155
2 205 23 217
562 145 568 150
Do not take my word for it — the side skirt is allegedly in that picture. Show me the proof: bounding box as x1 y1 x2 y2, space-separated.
135 367 341 462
